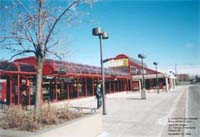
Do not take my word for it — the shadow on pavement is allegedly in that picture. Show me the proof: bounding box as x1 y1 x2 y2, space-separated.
126 98 143 100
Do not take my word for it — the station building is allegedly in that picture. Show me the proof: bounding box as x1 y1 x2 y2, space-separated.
0 54 176 106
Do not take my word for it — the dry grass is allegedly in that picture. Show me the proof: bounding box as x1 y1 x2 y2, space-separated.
0 106 83 132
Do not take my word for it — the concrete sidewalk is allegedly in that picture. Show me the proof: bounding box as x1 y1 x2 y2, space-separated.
97 86 187 137
20 86 187 137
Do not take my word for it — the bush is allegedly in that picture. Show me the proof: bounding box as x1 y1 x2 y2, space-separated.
0 107 39 131
56 108 83 120
19 113 39 131
38 107 60 125
0 106 83 131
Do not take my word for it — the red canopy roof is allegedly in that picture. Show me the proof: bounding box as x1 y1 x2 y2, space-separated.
14 57 130 77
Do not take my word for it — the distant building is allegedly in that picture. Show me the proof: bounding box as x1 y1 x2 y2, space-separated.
107 54 176 92
176 74 189 82
0 54 176 106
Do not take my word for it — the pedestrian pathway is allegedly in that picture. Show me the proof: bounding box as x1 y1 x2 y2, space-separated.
97 86 187 137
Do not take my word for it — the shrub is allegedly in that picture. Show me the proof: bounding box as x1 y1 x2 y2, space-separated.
0 107 24 129
56 108 83 120
0 107 40 131
19 112 40 131
0 106 83 131
38 107 60 125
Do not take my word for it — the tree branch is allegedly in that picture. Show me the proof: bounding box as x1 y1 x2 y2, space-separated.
10 50 36 60
46 50 62 61
47 40 59 50
16 0 38 42
44 0 80 49
16 0 32 18
1 42 22 48
0 36 34 43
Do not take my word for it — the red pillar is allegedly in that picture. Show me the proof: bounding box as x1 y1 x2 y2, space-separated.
113 81 115 92
122 80 124 91
128 79 130 92
85 78 87 96
127 79 129 91
110 82 112 93
109 80 111 93
9 77 13 106
26 79 30 105
117 81 120 92
130 79 133 91
27 80 31 105
124 80 127 91
77 78 79 98
55 77 58 101
92 78 94 96
17 75 20 107
67 84 69 99
127 79 130 91
69 83 72 98
120 80 123 91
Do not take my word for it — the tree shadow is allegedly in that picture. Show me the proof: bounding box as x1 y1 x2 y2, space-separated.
108 97 143 101
126 97 143 100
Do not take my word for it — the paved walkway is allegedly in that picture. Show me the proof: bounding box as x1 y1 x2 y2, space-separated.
97 86 187 137
0 86 190 137
186 85 200 137
60 86 188 137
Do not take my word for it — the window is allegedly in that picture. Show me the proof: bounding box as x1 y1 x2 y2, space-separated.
0 62 18 71
20 64 36 72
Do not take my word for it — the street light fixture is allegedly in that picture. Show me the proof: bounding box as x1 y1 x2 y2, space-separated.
138 54 146 99
92 27 109 115
153 62 159 94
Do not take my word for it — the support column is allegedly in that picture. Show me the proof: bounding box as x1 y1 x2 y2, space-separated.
69 83 72 98
126 79 130 92
109 80 111 93
120 80 123 91
77 78 79 98
139 80 142 92
85 78 87 96
17 75 20 107
26 79 31 105
92 78 94 96
55 77 58 101
67 84 69 99
27 80 31 105
119 80 121 91
111 81 114 92
165 77 169 92
113 81 115 92
9 77 13 106
173 79 176 90
117 81 120 92
124 80 127 92
130 79 133 91
127 79 129 91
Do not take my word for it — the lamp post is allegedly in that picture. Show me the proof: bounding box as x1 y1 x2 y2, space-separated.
153 62 159 94
92 27 109 115
138 54 146 99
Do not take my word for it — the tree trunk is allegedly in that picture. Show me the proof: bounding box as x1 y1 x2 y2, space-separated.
34 0 44 117
35 56 43 116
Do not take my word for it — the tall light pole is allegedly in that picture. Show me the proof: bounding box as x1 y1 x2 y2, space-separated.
92 27 109 115
153 62 159 94
138 54 146 99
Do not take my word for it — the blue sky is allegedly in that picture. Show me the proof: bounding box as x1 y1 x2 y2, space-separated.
64 0 199 74
0 0 200 74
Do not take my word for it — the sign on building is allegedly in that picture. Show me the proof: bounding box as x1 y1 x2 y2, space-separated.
108 59 129 67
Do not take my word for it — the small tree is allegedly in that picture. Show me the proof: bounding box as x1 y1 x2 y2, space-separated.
0 0 93 116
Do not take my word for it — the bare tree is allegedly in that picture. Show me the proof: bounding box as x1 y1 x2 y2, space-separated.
0 0 94 116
